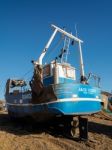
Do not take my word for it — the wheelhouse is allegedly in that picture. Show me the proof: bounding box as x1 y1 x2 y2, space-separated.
43 62 76 86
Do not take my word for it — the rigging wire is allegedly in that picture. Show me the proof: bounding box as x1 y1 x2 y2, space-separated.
21 67 33 80
45 34 64 63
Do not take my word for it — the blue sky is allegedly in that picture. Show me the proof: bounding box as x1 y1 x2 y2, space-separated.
0 0 112 99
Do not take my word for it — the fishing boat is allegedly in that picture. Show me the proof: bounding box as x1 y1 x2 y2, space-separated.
5 24 102 140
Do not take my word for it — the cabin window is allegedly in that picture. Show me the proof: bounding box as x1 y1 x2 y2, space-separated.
43 65 50 77
66 68 74 78
62 66 75 79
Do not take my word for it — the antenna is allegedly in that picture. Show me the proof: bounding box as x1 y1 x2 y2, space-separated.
71 24 78 45
75 24 78 37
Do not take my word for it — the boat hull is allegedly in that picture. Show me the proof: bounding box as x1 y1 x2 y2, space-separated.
7 99 101 121
6 83 102 121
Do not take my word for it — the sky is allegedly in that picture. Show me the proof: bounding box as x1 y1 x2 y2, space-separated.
0 0 112 99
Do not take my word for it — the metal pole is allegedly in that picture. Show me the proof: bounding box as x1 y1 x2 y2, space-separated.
52 24 83 43
38 28 58 65
78 41 85 77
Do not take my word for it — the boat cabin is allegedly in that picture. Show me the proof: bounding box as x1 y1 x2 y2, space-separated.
43 62 76 86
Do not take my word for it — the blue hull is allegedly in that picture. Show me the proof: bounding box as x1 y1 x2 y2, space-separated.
7 100 101 117
6 83 102 120
48 100 101 115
